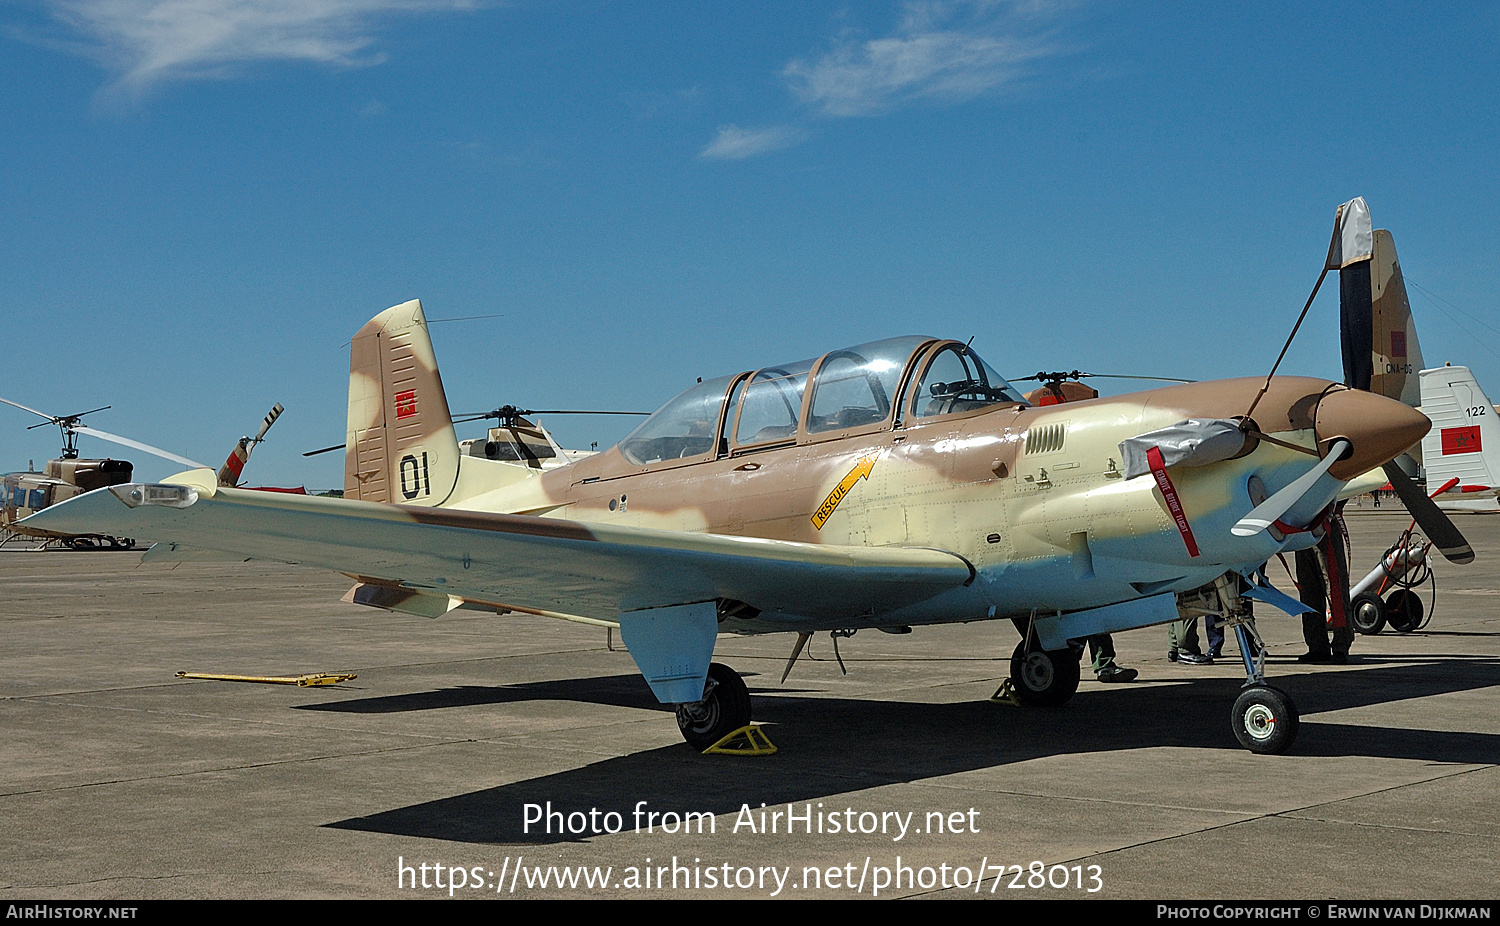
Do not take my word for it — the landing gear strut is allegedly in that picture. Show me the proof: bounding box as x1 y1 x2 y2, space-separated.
676 663 751 750
1206 574 1299 754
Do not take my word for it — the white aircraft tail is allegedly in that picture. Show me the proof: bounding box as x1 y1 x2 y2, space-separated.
1419 366 1500 493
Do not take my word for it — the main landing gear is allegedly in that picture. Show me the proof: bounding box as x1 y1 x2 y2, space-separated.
1008 639 1081 706
66 535 136 551
675 663 751 750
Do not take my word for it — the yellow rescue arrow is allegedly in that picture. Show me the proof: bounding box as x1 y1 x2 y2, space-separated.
811 453 879 530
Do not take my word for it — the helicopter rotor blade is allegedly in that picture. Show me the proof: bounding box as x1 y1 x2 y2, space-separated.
218 404 286 487
303 444 346 457
1 396 64 422
520 409 650 416
1010 371 1197 384
73 426 208 470
251 403 285 444
453 408 650 420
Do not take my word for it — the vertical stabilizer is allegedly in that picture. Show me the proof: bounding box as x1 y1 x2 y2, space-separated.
1369 230 1424 406
344 300 461 506
1337 204 1423 406
1419 366 1500 492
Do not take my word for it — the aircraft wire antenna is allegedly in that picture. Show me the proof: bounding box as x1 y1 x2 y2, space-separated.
702 725 777 756
176 671 357 687
1243 200 1359 422
780 631 813 684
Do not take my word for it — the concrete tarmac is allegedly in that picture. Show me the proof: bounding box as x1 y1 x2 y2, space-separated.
1 508 1496 900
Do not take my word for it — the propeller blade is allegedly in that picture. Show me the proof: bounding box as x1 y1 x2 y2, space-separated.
74 426 208 470
1382 462 1474 564
1232 439 1350 536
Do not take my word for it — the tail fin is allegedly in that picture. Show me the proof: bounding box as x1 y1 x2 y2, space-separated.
1419 366 1500 493
344 300 460 505
1338 205 1425 406
217 403 284 487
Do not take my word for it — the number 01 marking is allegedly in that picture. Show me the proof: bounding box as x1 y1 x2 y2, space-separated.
400 452 431 500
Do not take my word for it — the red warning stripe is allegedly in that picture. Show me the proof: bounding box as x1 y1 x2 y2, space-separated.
222 449 247 478
1147 446 1199 558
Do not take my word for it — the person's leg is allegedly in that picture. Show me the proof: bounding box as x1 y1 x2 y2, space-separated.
1296 547 1332 661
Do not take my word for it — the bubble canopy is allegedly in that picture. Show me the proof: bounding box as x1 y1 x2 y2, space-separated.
619 337 1026 466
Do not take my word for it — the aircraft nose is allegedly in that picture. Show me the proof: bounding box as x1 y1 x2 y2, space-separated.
1315 386 1430 480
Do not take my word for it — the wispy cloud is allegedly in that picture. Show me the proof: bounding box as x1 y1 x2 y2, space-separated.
785 31 1047 117
700 124 805 160
783 1 1057 117
702 1 1069 160
40 0 479 97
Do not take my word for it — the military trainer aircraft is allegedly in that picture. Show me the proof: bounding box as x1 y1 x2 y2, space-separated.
24 208 1468 756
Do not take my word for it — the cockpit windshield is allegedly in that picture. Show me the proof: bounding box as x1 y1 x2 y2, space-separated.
807 336 930 434
910 343 1027 418
615 336 1026 467
734 358 816 446
619 373 735 465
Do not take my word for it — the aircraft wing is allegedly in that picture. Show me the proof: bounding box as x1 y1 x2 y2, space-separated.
20 477 974 626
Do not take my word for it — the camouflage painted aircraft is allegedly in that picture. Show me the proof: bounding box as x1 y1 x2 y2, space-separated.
24 208 1468 755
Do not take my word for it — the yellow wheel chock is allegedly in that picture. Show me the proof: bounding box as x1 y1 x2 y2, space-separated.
176 672 357 687
990 678 1021 706
703 724 777 756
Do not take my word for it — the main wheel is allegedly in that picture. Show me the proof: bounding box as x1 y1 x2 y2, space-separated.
1351 592 1387 635
1231 685 1299 754
1385 589 1424 632
1009 640 1081 707
676 663 751 750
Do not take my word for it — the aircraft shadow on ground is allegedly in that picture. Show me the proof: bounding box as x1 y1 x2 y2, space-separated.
323 658 1500 845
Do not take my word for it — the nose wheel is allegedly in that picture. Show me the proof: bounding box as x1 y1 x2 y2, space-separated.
1213 576 1300 754
1231 685 1299 754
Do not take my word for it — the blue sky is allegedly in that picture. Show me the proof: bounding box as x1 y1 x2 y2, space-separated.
3 1 1498 486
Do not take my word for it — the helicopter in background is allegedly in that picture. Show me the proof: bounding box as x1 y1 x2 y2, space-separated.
1 398 283 550
304 404 638 475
